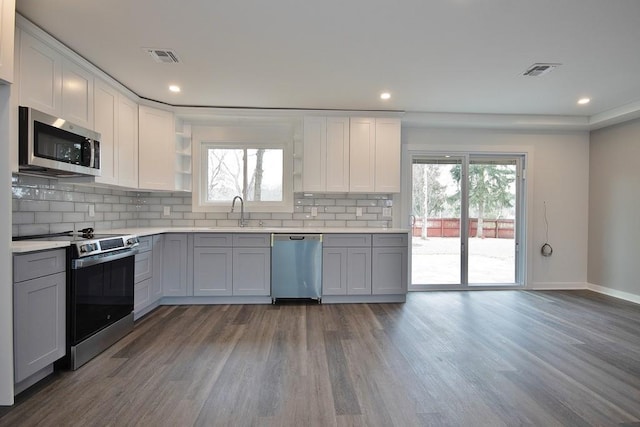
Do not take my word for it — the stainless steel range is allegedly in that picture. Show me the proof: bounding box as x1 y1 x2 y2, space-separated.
14 228 139 370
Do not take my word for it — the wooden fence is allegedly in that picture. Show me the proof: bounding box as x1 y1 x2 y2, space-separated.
412 218 514 239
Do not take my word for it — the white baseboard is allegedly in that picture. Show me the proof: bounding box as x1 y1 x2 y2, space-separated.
528 282 588 290
587 283 640 305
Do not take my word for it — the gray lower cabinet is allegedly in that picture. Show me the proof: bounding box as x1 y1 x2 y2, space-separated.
232 247 270 296
151 235 163 300
322 234 372 296
372 234 408 295
134 235 161 317
193 233 270 297
193 247 233 296
162 234 190 296
13 249 66 386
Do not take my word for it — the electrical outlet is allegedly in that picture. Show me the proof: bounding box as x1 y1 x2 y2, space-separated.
356 207 363 217
382 207 392 217
88 204 95 217
163 206 171 216
311 206 318 217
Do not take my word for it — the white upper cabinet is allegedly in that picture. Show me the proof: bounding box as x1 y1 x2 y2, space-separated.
374 118 401 193
349 117 401 193
302 117 326 192
94 79 118 185
349 117 376 192
18 30 62 115
0 0 15 83
94 80 139 188
325 117 350 192
18 29 93 128
138 105 175 191
303 116 350 192
117 95 139 188
61 58 93 128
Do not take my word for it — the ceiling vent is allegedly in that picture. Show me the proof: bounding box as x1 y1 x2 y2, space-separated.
145 48 180 64
522 63 560 77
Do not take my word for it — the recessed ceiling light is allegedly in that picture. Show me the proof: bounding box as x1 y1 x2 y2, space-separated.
577 97 590 105
169 85 181 93
380 92 391 100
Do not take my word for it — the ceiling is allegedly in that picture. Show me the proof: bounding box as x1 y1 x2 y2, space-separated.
15 0 640 127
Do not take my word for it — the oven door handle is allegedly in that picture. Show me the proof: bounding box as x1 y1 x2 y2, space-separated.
72 248 138 269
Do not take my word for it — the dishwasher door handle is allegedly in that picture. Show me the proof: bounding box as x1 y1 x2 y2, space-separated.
289 236 305 240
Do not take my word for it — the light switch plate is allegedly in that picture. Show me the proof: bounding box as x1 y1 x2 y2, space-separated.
88 204 95 217
382 207 392 217
311 206 318 217
356 207 363 217
163 206 171 216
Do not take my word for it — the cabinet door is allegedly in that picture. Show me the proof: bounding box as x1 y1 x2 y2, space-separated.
302 117 326 192
349 117 375 192
134 277 152 315
117 95 139 188
19 30 62 115
347 247 372 295
193 247 233 296
326 117 350 192
162 234 189 296
138 105 175 191
61 59 93 128
14 271 66 383
232 247 270 296
0 0 15 83
372 247 407 295
322 247 347 296
94 80 118 185
134 251 153 283
151 235 163 300
374 118 401 192
14 249 66 283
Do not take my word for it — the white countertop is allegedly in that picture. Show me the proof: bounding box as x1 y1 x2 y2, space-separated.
108 226 410 237
11 227 410 253
11 240 71 253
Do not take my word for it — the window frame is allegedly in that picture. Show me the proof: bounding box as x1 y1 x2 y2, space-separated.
192 125 294 213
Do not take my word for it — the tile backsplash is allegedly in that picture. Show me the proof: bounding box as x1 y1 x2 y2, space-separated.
11 174 392 236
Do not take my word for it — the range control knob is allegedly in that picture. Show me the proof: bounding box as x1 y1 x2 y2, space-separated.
82 243 99 253
126 237 139 246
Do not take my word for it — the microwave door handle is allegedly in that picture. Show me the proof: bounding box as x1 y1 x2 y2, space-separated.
88 140 95 168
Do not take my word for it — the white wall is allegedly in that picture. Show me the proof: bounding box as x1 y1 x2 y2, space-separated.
401 127 590 289
588 118 640 301
1 84 14 404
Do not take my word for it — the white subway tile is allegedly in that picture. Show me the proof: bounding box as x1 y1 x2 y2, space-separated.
49 201 74 212
13 212 35 225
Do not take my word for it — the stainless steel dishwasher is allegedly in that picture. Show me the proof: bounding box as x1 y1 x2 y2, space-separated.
271 234 322 303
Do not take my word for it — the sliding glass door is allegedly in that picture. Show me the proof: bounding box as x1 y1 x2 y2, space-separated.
410 154 524 288
411 157 463 285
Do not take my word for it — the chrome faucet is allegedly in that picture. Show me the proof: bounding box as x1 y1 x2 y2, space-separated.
231 195 246 227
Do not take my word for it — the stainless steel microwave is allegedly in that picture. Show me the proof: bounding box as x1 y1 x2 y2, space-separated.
18 106 101 178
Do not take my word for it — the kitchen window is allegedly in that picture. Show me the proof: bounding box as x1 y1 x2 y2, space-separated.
192 125 294 213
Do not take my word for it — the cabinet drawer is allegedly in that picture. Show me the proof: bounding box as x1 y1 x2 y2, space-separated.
14 249 66 283
372 234 408 247
134 277 152 314
233 233 270 247
194 233 233 247
136 236 153 253
134 251 153 283
323 234 371 247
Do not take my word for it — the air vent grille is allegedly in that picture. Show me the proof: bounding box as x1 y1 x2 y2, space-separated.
522 63 560 77
145 48 180 64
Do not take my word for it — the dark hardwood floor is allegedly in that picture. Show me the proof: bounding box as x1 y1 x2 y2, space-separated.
2 290 640 426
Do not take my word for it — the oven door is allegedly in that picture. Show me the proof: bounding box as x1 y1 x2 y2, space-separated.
70 253 134 344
